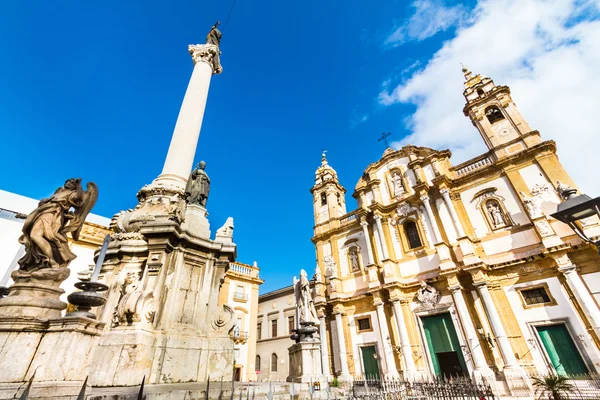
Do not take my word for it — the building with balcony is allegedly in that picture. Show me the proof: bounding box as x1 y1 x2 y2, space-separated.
219 261 263 381
305 69 600 386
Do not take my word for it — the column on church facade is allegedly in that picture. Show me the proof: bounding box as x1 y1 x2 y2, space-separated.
474 282 520 369
450 285 491 375
374 301 399 377
440 189 466 238
334 312 351 380
420 195 442 244
319 316 331 377
388 218 402 259
158 44 222 186
360 218 376 265
374 214 389 260
559 264 600 336
392 300 417 375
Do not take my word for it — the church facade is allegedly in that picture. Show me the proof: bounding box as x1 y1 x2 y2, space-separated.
309 69 600 383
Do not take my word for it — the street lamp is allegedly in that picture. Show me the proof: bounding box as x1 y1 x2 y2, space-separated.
550 183 600 251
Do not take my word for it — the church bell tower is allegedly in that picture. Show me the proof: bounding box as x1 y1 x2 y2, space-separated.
462 67 541 158
311 152 346 226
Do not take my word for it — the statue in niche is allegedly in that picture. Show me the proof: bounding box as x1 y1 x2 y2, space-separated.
206 21 222 47
185 161 210 207
486 200 506 228
348 246 360 272
391 170 405 198
18 178 97 271
293 269 318 325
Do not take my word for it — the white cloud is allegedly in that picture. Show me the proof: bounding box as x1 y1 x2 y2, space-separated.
385 0 467 47
380 0 600 194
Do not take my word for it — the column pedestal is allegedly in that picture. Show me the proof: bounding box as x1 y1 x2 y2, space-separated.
287 340 326 384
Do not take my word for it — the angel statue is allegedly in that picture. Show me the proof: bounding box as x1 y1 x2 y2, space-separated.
18 178 98 271
293 269 319 325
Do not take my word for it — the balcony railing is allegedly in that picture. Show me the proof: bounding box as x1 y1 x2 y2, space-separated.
454 154 493 177
229 262 259 278
231 329 248 340
233 292 248 301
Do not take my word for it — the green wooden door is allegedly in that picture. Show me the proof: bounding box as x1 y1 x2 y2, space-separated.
537 324 588 376
422 313 468 377
361 346 380 379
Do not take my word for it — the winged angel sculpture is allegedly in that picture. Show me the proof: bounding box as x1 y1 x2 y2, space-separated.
18 178 98 271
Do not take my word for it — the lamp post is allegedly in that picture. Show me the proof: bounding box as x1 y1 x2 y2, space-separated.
550 183 600 252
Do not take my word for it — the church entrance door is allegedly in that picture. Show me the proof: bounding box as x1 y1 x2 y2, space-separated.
537 324 588 376
422 313 467 378
361 345 380 379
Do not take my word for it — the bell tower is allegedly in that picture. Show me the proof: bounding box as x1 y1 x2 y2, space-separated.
462 67 541 158
311 152 346 226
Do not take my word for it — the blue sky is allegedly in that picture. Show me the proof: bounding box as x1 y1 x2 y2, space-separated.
1 0 599 292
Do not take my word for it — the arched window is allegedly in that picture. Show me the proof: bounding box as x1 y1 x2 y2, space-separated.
404 220 423 249
255 355 261 372
321 192 327 206
271 353 278 372
485 106 505 124
477 88 485 97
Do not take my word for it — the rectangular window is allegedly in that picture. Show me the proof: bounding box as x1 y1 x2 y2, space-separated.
257 322 262 340
271 319 278 338
288 316 295 333
521 287 552 306
357 317 372 332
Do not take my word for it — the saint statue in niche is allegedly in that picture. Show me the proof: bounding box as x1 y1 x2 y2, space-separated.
349 247 360 272
391 170 405 198
487 200 506 228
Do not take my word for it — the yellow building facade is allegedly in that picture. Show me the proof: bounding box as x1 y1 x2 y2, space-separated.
310 69 600 384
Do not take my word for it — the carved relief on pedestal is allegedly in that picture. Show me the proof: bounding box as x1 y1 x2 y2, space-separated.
535 220 555 237
553 252 572 268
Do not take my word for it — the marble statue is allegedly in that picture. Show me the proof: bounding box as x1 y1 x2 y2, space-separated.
520 191 541 219
314 265 323 283
185 161 210 207
206 21 222 47
294 269 318 325
18 178 97 271
349 247 360 271
391 170 405 198
487 201 505 227
216 217 234 238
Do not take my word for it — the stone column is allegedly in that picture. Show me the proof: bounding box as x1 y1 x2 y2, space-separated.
420 195 442 244
375 301 399 377
319 316 332 377
360 218 376 265
449 286 492 377
334 312 352 381
559 264 600 336
157 44 222 187
440 189 466 238
392 300 417 376
374 214 389 260
474 282 520 369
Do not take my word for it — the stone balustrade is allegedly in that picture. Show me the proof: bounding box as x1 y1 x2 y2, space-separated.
229 262 259 278
454 155 493 177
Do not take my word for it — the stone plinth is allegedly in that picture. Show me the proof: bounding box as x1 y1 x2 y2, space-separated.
181 203 211 239
287 340 325 384
0 316 104 399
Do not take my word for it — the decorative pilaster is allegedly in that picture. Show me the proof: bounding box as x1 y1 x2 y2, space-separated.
449 285 493 378
374 214 390 260
156 43 222 188
391 299 417 377
319 315 332 378
360 217 376 265
334 310 352 381
555 254 600 337
374 297 399 377
474 282 521 370
440 189 466 238
420 195 442 244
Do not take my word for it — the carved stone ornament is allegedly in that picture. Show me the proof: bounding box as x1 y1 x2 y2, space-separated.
415 281 441 309
188 44 222 74
323 255 338 279
553 253 572 268
211 304 235 331
314 265 323 283
520 191 542 219
535 220 554 237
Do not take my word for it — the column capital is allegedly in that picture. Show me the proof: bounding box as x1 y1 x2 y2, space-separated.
420 194 430 203
552 252 573 269
439 188 450 196
373 213 382 221
188 44 223 74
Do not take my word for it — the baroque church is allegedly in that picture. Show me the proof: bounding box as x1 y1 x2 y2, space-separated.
298 67 600 383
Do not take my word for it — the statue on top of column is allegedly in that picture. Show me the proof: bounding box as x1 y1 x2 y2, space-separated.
293 269 319 325
185 161 210 207
18 178 98 271
206 21 222 47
